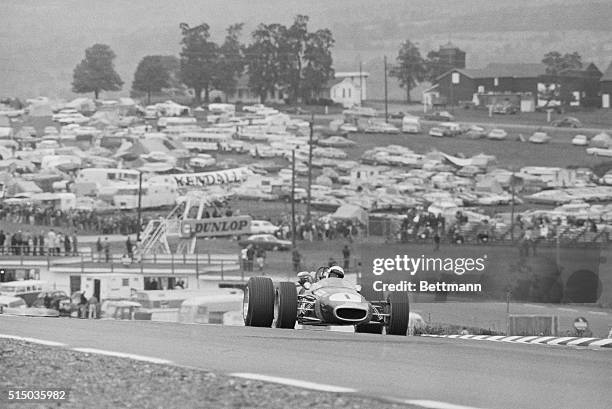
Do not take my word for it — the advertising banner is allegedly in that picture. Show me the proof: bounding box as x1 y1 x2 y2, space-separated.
179 215 252 238
172 167 250 188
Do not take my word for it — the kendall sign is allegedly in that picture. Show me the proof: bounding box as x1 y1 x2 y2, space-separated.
173 167 250 188
180 216 252 238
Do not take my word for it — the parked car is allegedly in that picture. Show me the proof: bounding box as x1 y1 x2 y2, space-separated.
250 220 280 235
572 134 589 146
463 125 487 139
492 103 518 115
363 120 400 134
428 127 452 137
238 234 291 251
487 128 508 140
423 111 454 122
529 131 552 144
551 116 581 128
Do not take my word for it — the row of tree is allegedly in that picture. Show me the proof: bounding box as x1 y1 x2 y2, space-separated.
388 40 585 103
71 15 335 105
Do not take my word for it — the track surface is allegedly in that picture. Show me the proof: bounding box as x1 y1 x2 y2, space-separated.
1 316 611 409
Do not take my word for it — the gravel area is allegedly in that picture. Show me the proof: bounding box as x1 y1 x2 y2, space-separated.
0 339 416 409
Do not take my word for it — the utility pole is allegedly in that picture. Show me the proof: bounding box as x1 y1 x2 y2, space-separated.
291 149 296 250
306 113 314 222
510 171 516 242
137 171 143 242
384 55 388 123
359 60 363 104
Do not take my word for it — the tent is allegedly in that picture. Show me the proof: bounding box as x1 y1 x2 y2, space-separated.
331 204 368 225
591 132 612 148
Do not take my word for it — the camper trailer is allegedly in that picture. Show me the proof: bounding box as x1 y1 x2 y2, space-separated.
402 115 422 133
178 293 243 324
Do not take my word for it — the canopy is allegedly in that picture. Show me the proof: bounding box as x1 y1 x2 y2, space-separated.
331 204 368 224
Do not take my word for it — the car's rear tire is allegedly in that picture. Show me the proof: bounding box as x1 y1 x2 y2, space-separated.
243 277 275 327
274 282 297 329
355 322 383 334
385 291 410 336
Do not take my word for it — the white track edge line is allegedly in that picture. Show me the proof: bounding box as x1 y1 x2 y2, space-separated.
405 399 485 409
230 373 357 393
0 333 66 347
72 347 173 365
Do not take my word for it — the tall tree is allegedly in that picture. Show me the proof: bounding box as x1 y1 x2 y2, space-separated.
389 40 427 103
541 51 583 106
245 23 286 103
179 22 219 104
215 23 246 102
302 28 335 102
424 50 446 83
283 15 309 103
131 55 171 105
72 44 123 99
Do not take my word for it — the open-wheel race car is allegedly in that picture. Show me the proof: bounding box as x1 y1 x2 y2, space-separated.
243 267 410 335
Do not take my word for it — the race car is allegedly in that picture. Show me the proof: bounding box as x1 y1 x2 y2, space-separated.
242 267 410 335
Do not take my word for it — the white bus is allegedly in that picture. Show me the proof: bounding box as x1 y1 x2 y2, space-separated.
76 168 140 187
98 182 178 209
178 131 234 152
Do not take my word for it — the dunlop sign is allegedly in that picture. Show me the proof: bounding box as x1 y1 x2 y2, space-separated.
180 216 252 238
173 167 250 188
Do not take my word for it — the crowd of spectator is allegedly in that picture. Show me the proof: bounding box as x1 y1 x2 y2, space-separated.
0 203 144 235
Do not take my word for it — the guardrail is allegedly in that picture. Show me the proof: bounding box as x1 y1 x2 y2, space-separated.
0 247 242 279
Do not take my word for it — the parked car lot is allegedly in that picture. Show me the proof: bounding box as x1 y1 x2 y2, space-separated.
238 234 292 251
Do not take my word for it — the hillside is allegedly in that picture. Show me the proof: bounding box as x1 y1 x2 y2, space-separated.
1 0 611 100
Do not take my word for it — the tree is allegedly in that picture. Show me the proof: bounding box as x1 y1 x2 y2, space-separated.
179 22 219 104
302 28 335 102
215 23 246 102
389 40 427 103
132 55 171 104
72 44 123 99
424 50 446 83
245 15 335 104
245 23 286 103
541 51 583 106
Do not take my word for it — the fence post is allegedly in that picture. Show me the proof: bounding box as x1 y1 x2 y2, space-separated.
207 252 211 265
171 253 174 275
221 260 224 281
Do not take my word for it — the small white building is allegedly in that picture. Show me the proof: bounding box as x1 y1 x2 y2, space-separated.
331 72 369 108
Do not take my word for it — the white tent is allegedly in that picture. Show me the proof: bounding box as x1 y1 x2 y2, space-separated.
591 132 612 148
331 204 368 225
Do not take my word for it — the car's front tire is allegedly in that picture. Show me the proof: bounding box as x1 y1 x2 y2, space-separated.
243 277 275 327
385 291 410 336
273 282 297 329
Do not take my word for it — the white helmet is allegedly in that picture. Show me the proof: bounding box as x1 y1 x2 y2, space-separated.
326 265 345 279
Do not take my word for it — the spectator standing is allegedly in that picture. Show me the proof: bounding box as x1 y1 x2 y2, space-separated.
104 237 111 263
87 295 98 319
96 237 103 262
255 246 266 271
292 248 301 272
38 231 45 256
246 245 255 272
79 293 88 318
64 234 71 256
433 230 441 251
126 237 133 260
71 233 78 256
240 247 248 271
32 233 38 256
0 230 5 255
342 245 350 271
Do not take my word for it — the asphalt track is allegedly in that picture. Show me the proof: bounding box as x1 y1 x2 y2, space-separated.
1 316 611 409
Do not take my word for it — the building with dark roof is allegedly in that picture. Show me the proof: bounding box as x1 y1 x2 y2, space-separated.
429 62 603 109
601 62 612 108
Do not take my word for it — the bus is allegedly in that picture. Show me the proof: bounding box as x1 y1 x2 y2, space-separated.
177 130 234 152
76 168 140 187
